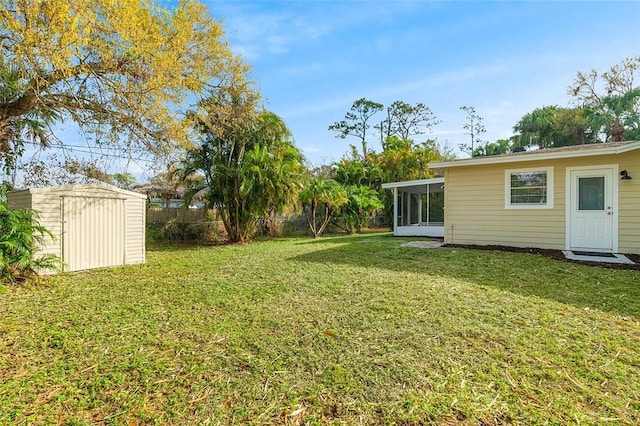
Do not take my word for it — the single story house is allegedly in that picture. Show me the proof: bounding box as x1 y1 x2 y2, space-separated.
423 140 639 255
7 184 147 271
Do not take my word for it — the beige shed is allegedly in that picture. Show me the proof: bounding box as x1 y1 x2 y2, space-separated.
7 184 146 272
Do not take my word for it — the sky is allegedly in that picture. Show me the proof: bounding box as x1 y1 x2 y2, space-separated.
9 0 640 186
203 0 640 168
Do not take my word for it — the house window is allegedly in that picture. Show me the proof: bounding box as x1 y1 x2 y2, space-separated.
505 167 553 209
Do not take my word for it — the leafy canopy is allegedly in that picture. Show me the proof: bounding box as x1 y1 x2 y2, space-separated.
0 0 248 167
181 86 306 243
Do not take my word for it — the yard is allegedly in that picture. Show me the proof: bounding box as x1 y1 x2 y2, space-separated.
1 234 639 424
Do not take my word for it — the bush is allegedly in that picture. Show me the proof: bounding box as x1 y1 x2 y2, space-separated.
0 189 62 283
146 220 227 243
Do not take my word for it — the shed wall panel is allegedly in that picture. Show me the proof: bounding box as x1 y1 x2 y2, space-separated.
63 196 126 271
125 198 146 264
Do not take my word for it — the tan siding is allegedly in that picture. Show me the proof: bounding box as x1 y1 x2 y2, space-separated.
444 151 640 254
618 150 640 254
444 162 565 249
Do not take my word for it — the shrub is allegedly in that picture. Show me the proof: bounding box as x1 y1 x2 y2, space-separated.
0 189 62 283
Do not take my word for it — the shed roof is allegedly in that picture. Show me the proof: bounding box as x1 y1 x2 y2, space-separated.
428 140 640 169
10 183 147 199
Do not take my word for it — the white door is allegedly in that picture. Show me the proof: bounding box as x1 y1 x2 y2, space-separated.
62 196 126 271
568 167 616 252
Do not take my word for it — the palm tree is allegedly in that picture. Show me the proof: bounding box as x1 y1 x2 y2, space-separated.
0 59 60 177
513 106 557 148
299 177 348 238
181 102 306 243
586 88 640 142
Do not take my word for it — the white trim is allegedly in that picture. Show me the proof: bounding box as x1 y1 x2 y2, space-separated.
381 177 444 189
565 164 619 253
392 187 398 236
504 166 554 209
395 225 444 237
428 140 640 169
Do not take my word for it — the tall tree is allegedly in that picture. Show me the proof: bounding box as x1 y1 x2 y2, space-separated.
569 56 640 141
513 106 557 149
0 60 60 174
551 107 595 145
0 0 247 169
585 88 640 142
299 178 347 238
337 185 383 234
376 136 441 184
373 136 444 226
570 56 639 104
375 101 440 142
470 138 512 157
328 98 383 159
459 106 486 156
181 87 305 243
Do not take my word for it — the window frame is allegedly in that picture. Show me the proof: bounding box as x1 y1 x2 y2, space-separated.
504 166 554 209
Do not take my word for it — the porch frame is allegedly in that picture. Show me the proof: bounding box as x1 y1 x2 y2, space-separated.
381 177 445 237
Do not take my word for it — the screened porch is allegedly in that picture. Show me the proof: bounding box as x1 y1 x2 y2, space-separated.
381 177 445 237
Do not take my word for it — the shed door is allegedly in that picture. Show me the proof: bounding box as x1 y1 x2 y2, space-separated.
62 196 126 271
568 167 616 252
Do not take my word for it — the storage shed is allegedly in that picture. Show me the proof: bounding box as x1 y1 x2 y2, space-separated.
7 184 147 272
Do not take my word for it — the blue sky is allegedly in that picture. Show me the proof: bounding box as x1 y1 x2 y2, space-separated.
204 0 639 167
10 1 640 186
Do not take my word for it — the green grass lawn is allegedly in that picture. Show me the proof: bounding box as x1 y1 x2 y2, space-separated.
1 234 639 425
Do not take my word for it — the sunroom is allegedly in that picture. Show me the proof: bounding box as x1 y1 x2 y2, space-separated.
381 177 445 237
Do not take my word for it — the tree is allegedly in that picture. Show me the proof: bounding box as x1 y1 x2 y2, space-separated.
551 107 595 146
299 178 347 238
337 185 383 234
0 59 59 173
333 157 382 189
240 138 307 236
513 106 557 149
375 101 440 142
471 139 512 157
459 106 486 156
570 56 639 105
111 173 136 190
569 56 640 141
585 88 640 142
181 87 305 243
328 98 383 158
19 155 113 187
373 136 443 225
376 136 441 183
0 0 247 168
